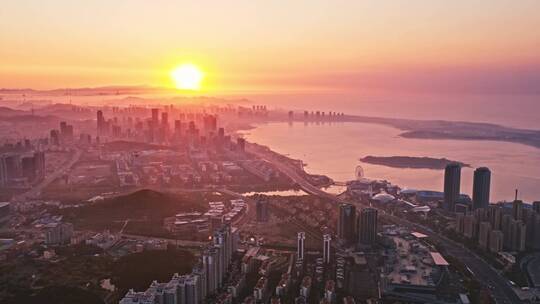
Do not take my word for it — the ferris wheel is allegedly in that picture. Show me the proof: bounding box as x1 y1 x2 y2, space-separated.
355 165 365 180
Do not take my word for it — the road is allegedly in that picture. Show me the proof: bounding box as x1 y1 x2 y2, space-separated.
248 144 522 304
383 213 521 304
12 147 82 203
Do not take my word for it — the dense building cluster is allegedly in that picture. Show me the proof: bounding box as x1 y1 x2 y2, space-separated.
120 224 239 304
455 200 540 253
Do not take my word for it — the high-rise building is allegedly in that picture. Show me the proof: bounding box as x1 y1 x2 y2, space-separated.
533 201 540 214
203 247 218 295
45 222 74 245
161 112 169 128
463 214 477 239
444 163 461 212
237 138 246 152
489 230 504 253
174 120 182 139
478 221 491 250
97 110 105 135
323 234 331 264
297 232 305 260
512 200 523 220
151 108 159 124
0 155 7 187
185 275 200 304
509 219 526 252
487 205 503 231
50 129 60 145
358 208 378 245
338 204 356 244
472 167 491 210
501 214 512 248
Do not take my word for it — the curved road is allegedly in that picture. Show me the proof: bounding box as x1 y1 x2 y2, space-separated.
12 148 82 203
247 144 522 304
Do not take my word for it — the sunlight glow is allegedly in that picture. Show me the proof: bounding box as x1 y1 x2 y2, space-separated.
171 64 204 90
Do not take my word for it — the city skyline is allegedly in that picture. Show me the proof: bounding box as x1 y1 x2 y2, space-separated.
1 1 540 95
1 2 540 304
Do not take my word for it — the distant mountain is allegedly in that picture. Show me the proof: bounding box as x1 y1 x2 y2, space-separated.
0 114 59 123
0 85 158 96
0 106 26 117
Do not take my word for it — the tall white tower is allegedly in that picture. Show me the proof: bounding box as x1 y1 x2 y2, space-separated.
297 232 305 260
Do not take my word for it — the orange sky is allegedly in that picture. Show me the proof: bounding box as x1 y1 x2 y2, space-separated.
1 0 539 93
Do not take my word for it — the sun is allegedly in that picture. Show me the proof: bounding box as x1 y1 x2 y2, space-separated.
171 64 204 90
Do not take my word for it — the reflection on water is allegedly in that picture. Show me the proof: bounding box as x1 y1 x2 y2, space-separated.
241 122 540 202
242 189 308 196
242 185 347 197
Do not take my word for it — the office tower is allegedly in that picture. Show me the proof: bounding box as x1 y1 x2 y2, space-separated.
444 163 461 212
288 111 294 120
33 151 45 181
97 110 105 135
151 108 159 124
161 112 169 128
297 232 305 260
338 203 356 244
472 167 491 210
533 201 540 214
59 121 74 142
512 200 523 220
358 208 378 245
174 120 182 139
489 230 504 253
237 138 246 152
50 129 60 145
478 221 491 250
256 199 269 222
203 115 217 133
323 234 331 264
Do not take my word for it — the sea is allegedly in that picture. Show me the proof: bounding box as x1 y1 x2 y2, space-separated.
238 93 540 203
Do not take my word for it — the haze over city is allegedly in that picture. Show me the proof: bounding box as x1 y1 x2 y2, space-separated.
1 1 540 304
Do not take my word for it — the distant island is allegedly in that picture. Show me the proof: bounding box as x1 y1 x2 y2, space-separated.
360 156 470 170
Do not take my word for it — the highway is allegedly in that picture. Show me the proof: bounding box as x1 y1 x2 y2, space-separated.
247 143 522 304
12 147 82 203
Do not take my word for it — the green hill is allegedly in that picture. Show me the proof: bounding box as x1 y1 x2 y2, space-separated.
61 189 206 231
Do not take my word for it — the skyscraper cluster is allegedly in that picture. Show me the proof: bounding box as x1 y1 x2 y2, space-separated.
444 164 491 212
337 203 378 247
455 199 540 253
96 108 221 146
0 150 45 188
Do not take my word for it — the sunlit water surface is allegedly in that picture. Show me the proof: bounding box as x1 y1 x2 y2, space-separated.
240 122 540 203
